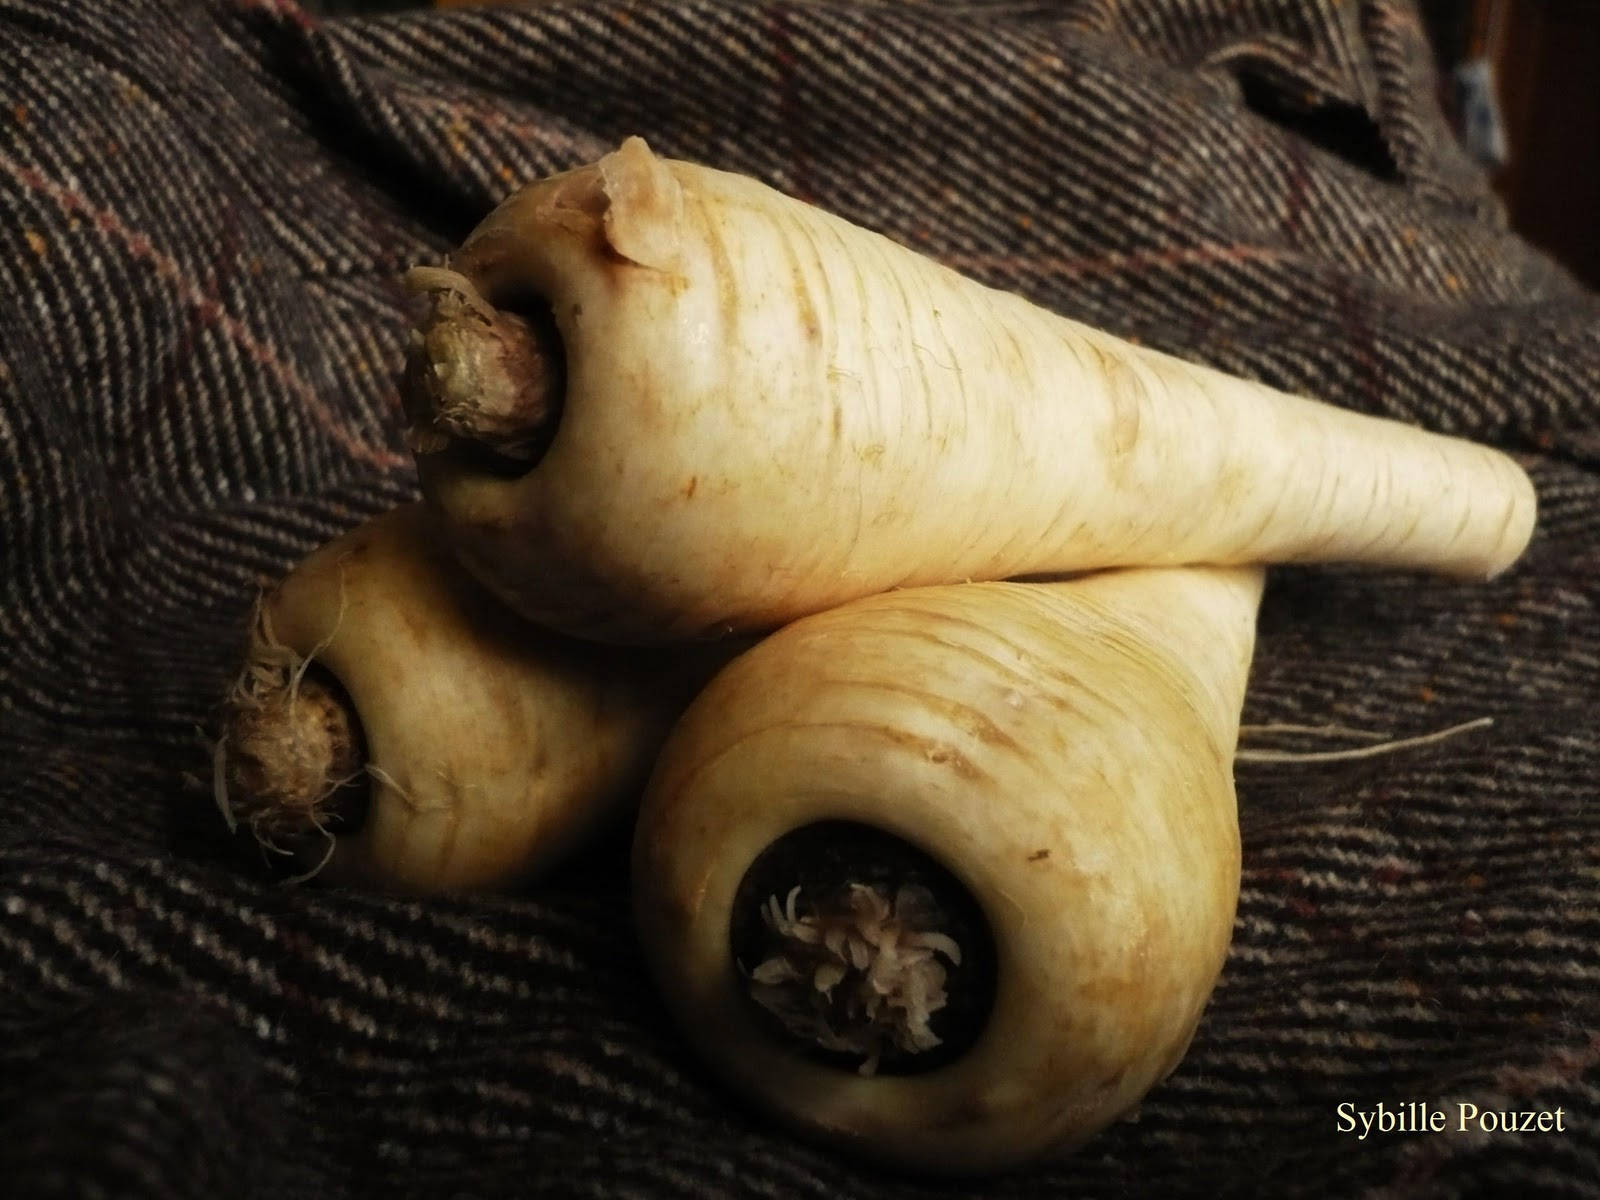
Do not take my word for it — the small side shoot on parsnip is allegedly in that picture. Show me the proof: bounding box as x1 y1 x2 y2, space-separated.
402 136 1536 643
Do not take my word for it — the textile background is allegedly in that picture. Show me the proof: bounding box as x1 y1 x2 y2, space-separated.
2 0 1597 1195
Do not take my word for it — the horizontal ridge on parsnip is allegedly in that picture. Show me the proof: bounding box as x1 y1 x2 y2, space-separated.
411 137 1535 642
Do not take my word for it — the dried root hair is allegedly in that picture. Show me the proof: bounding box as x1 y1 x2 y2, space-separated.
212 583 362 880
1236 717 1493 763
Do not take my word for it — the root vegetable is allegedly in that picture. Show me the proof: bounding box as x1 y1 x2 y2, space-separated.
214 503 728 893
631 566 1263 1172
404 136 1534 643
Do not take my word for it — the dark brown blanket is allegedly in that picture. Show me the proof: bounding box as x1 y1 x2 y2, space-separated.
2 0 1597 1195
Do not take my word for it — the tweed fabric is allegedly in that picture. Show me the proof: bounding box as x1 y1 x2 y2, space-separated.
2 0 1597 1196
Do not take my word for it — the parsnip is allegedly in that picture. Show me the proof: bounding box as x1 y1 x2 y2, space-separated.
214 503 728 894
404 136 1533 643
632 566 1262 1172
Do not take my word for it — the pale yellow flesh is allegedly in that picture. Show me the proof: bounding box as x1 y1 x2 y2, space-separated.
632 566 1262 1173
259 503 722 893
417 136 1534 642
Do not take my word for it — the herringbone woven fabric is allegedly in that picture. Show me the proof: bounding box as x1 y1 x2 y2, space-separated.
2 0 1597 1196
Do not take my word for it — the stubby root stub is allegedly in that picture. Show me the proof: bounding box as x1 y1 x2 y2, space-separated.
215 610 370 859
730 821 997 1077
401 266 565 467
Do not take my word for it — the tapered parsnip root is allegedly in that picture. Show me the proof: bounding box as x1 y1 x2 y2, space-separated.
213 503 732 893
632 567 1263 1172
406 136 1534 643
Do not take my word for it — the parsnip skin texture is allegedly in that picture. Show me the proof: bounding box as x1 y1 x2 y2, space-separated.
243 503 724 894
632 567 1262 1173
413 136 1534 643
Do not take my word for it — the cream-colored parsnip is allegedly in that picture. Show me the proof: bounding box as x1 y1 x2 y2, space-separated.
215 503 728 893
407 137 1533 643
633 566 1262 1172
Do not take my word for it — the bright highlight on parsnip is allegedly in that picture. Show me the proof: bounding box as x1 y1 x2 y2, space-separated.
214 137 1534 1173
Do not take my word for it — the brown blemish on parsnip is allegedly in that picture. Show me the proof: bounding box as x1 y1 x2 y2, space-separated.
777 221 822 346
873 725 987 782
701 197 742 336
783 670 1029 759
